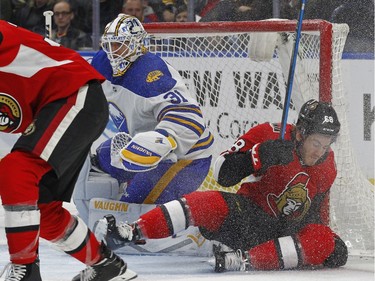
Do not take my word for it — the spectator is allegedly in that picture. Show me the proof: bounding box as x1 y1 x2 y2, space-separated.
172 0 220 20
175 4 187 22
199 0 273 22
122 0 158 22
51 0 92 50
97 0 123 32
161 3 175 21
12 0 55 35
68 0 92 33
75 0 122 35
280 0 341 20
196 0 220 18
0 0 13 20
330 0 374 53
95 100 348 272
143 0 158 21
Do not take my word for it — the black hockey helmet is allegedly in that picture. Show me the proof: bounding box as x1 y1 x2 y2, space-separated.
296 99 340 138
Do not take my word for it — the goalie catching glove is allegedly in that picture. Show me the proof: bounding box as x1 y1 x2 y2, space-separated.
120 130 177 172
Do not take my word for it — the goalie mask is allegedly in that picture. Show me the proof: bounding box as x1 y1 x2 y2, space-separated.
296 99 341 140
101 14 147 76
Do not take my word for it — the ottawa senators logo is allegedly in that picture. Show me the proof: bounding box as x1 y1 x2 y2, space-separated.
0 93 21 133
267 172 311 221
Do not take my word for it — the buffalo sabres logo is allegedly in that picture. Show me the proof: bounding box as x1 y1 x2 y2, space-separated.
267 172 311 221
146 70 163 82
0 93 21 133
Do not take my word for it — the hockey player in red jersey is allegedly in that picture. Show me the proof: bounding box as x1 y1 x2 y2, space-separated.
0 21 137 281
95 99 348 272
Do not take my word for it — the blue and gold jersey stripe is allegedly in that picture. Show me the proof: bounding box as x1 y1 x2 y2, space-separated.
187 132 214 154
157 104 203 121
161 114 205 136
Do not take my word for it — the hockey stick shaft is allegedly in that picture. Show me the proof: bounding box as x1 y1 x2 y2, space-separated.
279 0 307 139
43 11 54 39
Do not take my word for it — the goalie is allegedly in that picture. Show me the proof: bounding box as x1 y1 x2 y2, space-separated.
95 99 348 271
73 14 213 224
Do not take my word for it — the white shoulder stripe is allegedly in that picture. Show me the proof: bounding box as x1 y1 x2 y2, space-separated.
0 44 73 77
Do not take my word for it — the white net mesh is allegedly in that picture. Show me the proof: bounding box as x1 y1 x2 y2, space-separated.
144 20 374 256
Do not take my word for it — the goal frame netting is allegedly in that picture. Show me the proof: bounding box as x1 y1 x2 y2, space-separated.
143 19 374 256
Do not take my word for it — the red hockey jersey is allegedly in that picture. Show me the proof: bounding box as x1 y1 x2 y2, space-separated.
0 21 104 134
235 122 337 225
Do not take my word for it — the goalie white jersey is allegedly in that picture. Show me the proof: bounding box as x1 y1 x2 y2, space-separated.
91 50 213 161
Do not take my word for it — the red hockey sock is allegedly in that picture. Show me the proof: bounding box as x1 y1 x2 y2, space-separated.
184 191 228 232
68 231 102 265
248 240 281 270
138 206 172 239
248 224 337 270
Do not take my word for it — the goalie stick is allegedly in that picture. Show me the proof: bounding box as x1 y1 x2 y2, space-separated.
279 0 307 139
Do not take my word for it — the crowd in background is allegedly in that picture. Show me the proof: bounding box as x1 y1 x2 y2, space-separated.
0 0 374 52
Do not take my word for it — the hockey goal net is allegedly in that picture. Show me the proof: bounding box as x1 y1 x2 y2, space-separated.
143 20 374 256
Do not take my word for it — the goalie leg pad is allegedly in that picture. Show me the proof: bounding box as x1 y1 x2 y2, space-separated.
73 169 121 224
88 198 156 230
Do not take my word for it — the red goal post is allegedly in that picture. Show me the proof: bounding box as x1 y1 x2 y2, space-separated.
143 20 374 256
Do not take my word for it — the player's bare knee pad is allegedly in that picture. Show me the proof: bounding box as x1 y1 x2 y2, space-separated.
323 236 348 267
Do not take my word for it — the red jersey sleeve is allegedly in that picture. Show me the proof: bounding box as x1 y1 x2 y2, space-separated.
0 21 105 133
234 122 294 152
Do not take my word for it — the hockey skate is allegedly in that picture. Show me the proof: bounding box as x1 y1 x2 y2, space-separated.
72 242 137 281
94 214 139 250
210 244 251 272
0 259 41 281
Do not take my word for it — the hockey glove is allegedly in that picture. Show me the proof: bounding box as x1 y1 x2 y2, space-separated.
120 130 177 172
251 139 294 174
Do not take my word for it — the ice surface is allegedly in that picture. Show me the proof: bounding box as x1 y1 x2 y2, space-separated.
0 205 374 281
0 237 374 281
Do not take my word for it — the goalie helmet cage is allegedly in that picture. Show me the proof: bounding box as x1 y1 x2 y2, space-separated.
143 20 374 256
